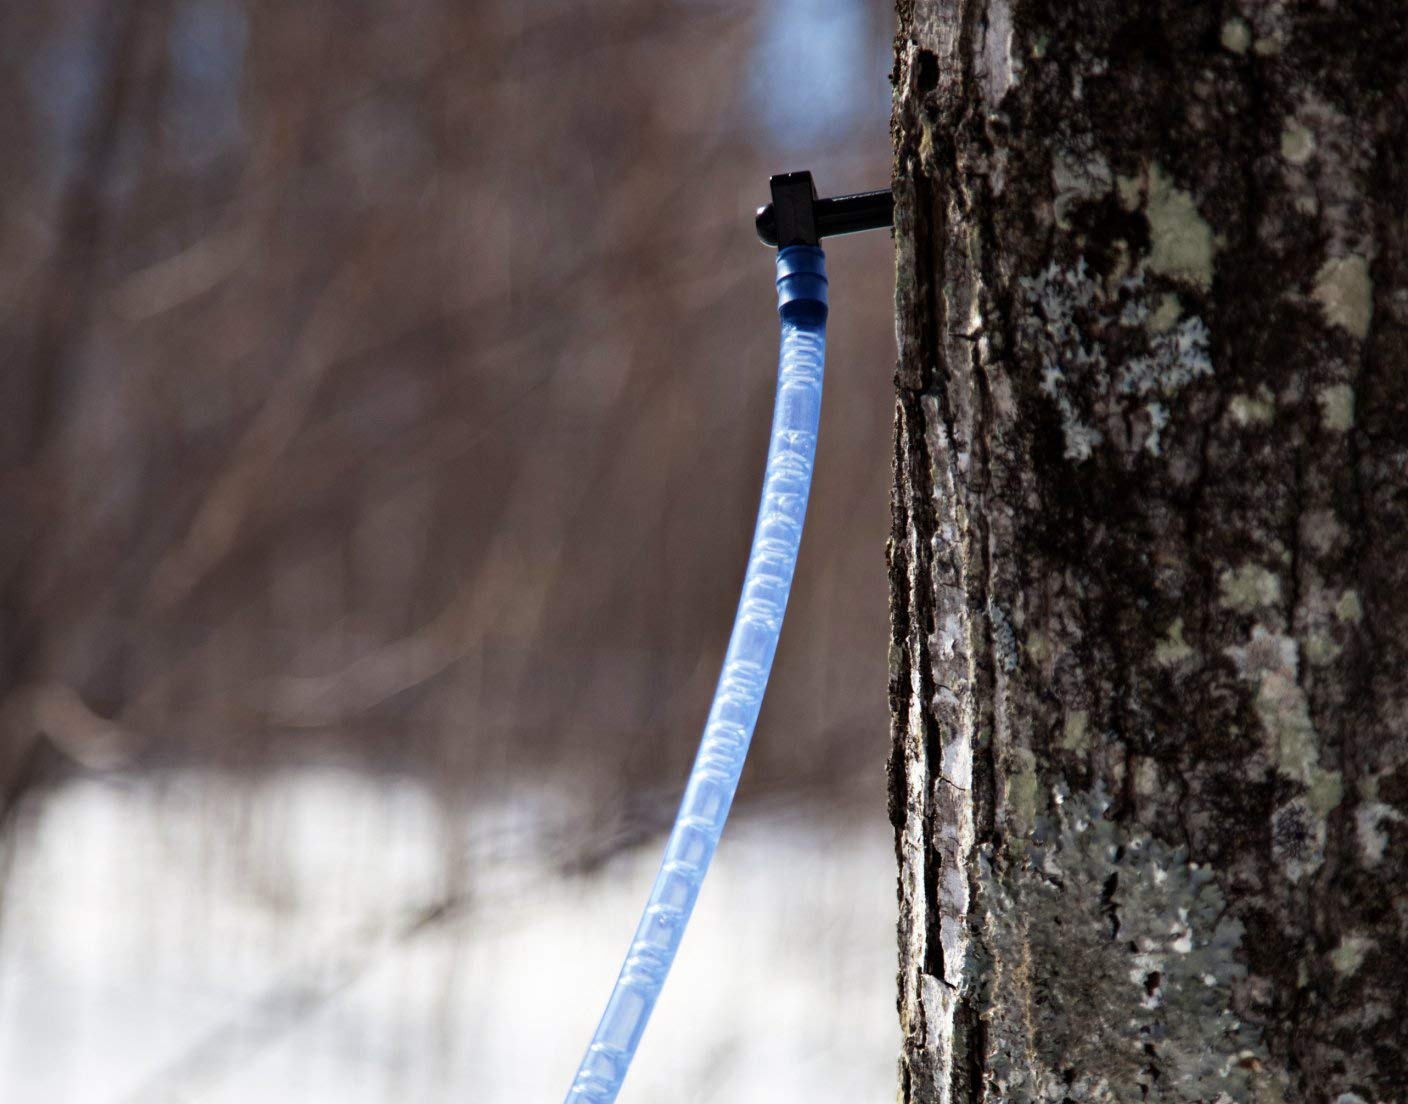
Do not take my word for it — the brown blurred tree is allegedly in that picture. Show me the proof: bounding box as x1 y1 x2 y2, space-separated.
0 0 895 852
1 0 159 818
889 1 1408 1101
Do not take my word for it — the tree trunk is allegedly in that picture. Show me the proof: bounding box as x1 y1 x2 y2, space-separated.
887 3 1408 1102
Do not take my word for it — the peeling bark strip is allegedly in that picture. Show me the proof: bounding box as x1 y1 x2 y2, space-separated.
888 2 1408 1102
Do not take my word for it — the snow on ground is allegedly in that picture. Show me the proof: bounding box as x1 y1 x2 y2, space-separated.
0 768 898 1103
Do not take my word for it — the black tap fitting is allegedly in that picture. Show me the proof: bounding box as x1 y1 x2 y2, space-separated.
755 171 894 249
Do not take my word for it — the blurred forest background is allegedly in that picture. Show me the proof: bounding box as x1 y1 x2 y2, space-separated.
0 0 898 1099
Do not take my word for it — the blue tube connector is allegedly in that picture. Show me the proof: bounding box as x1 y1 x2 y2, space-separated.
564 246 828 1104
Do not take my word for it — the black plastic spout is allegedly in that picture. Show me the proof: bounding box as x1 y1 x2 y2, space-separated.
755 171 894 248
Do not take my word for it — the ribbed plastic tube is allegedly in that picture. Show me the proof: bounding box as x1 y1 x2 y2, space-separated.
563 245 828 1104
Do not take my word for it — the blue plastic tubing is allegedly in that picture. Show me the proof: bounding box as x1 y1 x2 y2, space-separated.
564 245 828 1104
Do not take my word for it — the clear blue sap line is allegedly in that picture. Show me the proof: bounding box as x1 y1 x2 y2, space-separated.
563 246 828 1104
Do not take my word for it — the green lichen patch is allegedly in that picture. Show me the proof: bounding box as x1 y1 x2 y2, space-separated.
1304 628 1342 666
1060 710 1091 751
1280 121 1314 166
1150 293 1182 332
1226 628 1343 862
1334 590 1363 623
1230 633 1311 777
1134 758 1161 797
1307 769 1345 818
1155 618 1195 667
1317 383 1356 432
1312 256 1373 339
1220 18 1252 53
1330 934 1374 976
1218 565 1282 613
1146 164 1217 290
1228 388 1275 427
1007 745 1041 839
973 787 1268 1103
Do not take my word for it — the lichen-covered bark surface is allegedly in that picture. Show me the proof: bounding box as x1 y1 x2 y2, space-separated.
887 2 1408 1102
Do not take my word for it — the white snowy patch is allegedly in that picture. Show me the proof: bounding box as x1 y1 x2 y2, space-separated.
0 770 898 1104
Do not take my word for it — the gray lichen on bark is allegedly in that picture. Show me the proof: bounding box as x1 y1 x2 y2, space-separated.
887 1 1408 1102
974 786 1266 1103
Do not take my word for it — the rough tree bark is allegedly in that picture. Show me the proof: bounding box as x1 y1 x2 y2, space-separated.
887 2 1408 1102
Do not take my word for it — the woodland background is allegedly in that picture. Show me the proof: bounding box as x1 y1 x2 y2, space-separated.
0 0 898 1099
